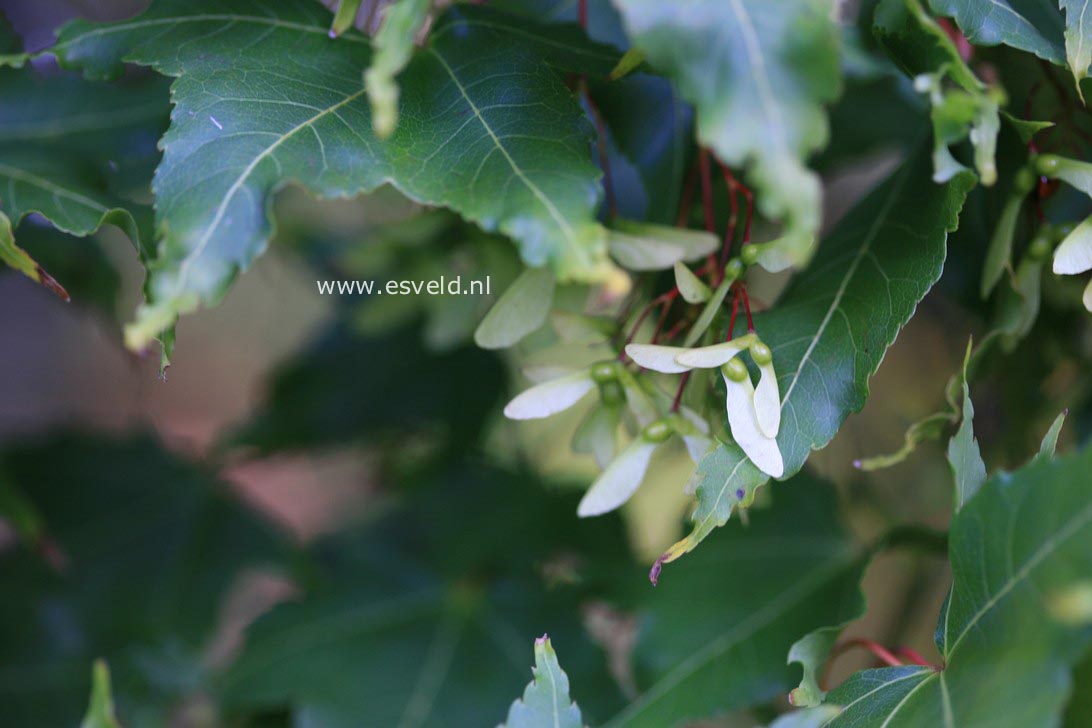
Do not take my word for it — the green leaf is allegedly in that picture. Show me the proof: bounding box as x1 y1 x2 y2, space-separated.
659 147 974 566
1001 110 1055 144
612 0 841 269
590 73 693 225
0 66 166 262
819 445 1092 725
500 637 584 728
219 464 628 726
852 411 954 471
947 343 986 510
365 0 430 138
980 190 1024 297
51 0 619 351
607 220 717 270
0 434 283 725
673 260 711 304
602 474 868 726
0 209 69 300
1063 0 1092 98
330 0 363 38
1039 409 1068 458
928 0 1066 65
80 661 120 728
475 267 555 349
876 0 1001 186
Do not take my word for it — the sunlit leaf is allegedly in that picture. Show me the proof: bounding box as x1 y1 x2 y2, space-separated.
500 637 584 728
50 0 621 351
612 0 841 269
817 445 1092 725
659 146 973 566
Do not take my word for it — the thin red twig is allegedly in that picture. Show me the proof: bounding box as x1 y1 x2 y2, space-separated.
893 647 934 667
675 160 699 228
578 0 587 27
670 371 691 412
698 148 715 233
726 286 741 341
739 284 754 332
833 639 904 669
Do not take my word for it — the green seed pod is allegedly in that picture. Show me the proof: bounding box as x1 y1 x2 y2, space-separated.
642 419 673 443
740 245 760 266
1027 230 1054 262
1014 166 1037 195
599 380 625 407
1034 155 1059 178
722 357 749 383
724 258 744 281
749 340 773 366
590 361 617 384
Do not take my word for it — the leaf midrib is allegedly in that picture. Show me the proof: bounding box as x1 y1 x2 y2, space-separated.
0 161 110 214
426 46 582 253
55 13 368 50
943 497 1092 659
166 87 368 300
604 548 858 727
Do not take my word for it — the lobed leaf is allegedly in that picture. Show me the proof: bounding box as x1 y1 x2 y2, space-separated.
49 0 621 351
611 0 842 269
819 445 1092 725
659 147 974 566
928 0 1066 65
499 637 585 728
603 475 868 726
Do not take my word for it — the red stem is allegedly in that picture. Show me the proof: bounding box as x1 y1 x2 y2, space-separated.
893 647 934 667
578 0 587 27
833 639 904 669
698 149 715 234
726 286 741 341
676 160 699 228
651 291 678 344
621 290 677 359
739 284 754 332
670 371 691 412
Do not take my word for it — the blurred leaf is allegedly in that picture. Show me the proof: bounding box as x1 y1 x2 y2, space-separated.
330 0 363 38
947 344 986 510
929 0 1066 65
6 221 121 314
0 65 166 259
365 0 430 138
80 661 121 728
0 434 284 726
818 445 1092 725
1039 409 1068 458
219 464 630 727
590 73 693 225
51 0 621 351
659 147 974 566
500 637 585 728
0 209 68 300
601 474 867 726
233 323 506 458
475 267 555 350
1001 110 1055 144
1062 0 1092 97
612 0 841 269
876 0 1002 186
